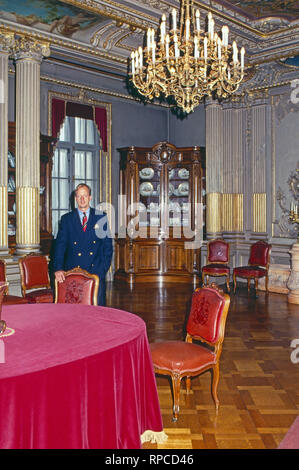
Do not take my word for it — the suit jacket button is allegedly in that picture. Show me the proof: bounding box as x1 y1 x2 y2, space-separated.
78 253 82 256
90 252 93 255
74 241 77 245
93 240 96 244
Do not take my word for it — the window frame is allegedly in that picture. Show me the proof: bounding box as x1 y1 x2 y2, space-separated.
52 116 101 236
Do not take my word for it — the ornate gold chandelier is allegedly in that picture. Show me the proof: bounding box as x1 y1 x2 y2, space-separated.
129 0 245 114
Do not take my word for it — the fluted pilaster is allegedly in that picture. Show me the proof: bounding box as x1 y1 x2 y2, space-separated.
0 30 14 257
251 105 267 233
222 107 245 233
13 37 50 255
205 102 223 236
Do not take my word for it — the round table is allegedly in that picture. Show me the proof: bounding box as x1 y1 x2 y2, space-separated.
0 303 165 449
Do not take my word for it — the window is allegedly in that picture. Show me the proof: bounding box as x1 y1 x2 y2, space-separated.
52 116 100 236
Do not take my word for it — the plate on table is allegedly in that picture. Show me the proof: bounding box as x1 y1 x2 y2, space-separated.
178 168 189 179
177 182 189 196
140 182 154 196
139 168 154 180
0 327 15 338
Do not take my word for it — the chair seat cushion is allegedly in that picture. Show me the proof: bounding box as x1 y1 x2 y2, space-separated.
202 264 230 275
3 295 29 305
25 289 53 303
150 340 216 374
233 266 267 278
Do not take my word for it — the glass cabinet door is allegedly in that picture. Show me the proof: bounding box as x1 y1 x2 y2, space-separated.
138 165 161 227
167 165 191 228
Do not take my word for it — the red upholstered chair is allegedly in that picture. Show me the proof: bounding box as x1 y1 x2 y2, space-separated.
150 285 230 421
0 259 28 305
19 253 53 303
55 267 99 306
233 240 272 294
202 239 230 292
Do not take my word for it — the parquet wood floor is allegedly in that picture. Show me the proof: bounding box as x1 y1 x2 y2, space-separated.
106 281 299 449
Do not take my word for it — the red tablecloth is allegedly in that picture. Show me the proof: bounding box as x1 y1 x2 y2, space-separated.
0 303 165 449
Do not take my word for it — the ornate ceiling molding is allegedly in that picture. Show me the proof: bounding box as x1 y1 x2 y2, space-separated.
0 0 299 78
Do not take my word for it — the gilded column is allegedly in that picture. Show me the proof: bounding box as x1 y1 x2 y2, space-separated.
205 101 223 237
0 29 14 257
13 37 50 255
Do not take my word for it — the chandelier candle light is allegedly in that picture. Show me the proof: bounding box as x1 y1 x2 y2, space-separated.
130 0 245 113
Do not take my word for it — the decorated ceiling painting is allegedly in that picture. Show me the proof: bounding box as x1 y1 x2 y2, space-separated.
218 0 299 20
0 0 105 37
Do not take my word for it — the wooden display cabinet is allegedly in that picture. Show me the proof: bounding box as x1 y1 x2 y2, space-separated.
8 122 57 255
114 142 205 284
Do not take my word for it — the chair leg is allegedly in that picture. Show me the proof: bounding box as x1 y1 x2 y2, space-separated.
265 274 269 292
211 364 220 412
233 273 237 293
186 376 191 394
226 275 230 293
171 372 182 422
202 272 205 286
247 278 251 293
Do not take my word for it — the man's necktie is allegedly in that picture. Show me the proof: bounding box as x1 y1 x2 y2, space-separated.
82 212 87 232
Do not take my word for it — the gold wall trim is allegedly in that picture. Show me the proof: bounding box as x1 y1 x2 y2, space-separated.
16 187 39 245
44 74 137 102
222 193 243 232
253 193 267 233
41 72 169 107
206 192 222 234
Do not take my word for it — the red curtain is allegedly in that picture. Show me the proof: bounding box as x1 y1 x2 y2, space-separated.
52 98 107 152
51 98 66 139
94 107 107 152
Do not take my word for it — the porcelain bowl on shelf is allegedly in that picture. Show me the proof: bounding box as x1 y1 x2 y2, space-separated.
148 202 159 212
140 182 154 196
177 182 189 196
139 202 146 212
139 167 154 180
168 183 174 196
8 151 15 168
169 169 175 179
150 217 160 226
178 168 189 179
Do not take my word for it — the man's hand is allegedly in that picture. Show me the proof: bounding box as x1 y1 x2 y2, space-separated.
55 270 65 283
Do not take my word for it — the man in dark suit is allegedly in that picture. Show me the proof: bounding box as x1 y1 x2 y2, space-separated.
53 183 113 306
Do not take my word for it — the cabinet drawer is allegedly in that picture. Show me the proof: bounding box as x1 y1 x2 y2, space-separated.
135 244 161 272
165 243 193 273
